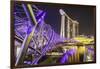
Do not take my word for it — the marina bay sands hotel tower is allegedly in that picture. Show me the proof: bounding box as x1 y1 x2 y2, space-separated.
59 9 79 38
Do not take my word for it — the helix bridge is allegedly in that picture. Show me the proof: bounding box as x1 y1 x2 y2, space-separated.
14 3 69 66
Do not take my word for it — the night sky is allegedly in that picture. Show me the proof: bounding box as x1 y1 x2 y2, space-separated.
33 3 96 36
15 2 96 36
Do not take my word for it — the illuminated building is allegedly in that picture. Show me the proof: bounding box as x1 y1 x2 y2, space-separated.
59 9 79 38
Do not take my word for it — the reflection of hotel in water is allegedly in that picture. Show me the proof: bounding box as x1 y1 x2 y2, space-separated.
46 9 95 64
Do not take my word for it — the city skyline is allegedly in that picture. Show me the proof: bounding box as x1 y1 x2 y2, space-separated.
34 3 96 35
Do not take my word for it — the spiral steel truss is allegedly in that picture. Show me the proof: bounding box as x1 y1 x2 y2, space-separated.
14 3 65 66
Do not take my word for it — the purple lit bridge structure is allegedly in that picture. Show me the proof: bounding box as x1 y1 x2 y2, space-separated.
14 3 79 66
